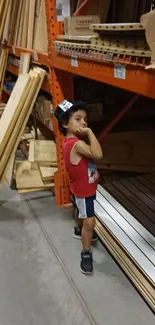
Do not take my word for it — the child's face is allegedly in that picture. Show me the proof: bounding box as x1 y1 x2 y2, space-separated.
65 109 87 135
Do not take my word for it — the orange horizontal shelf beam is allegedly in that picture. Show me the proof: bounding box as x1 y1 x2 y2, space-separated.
8 45 49 67
6 63 51 93
52 52 155 100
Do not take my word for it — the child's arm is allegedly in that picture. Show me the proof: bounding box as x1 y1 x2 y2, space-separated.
75 127 103 160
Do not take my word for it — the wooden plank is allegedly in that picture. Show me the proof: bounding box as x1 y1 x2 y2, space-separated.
98 185 155 250
137 175 155 193
0 73 31 156
0 76 35 177
27 0 36 49
129 177 155 204
95 220 155 312
111 180 155 225
18 187 53 194
97 164 155 173
21 0 30 47
104 183 155 237
13 0 23 45
0 0 9 39
4 68 46 186
0 49 8 98
28 139 35 161
35 0 41 16
8 0 18 44
33 0 48 52
16 161 54 188
143 174 155 186
120 179 155 220
94 199 155 283
39 166 57 181
28 140 57 163
96 189 155 265
17 0 25 46
2 0 12 40
19 53 31 74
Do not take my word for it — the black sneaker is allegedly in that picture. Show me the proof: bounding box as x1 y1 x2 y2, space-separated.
73 226 98 242
80 250 93 275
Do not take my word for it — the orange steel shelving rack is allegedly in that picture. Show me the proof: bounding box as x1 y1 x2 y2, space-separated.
4 0 155 206
44 0 155 207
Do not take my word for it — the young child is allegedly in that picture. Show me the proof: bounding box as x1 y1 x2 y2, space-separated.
55 100 103 274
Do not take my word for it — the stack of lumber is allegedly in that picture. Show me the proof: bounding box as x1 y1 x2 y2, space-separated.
2 0 48 52
95 179 155 311
0 0 9 39
0 66 46 188
15 140 57 193
0 47 9 98
97 131 155 173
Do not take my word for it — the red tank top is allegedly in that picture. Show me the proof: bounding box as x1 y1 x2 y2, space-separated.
63 137 99 197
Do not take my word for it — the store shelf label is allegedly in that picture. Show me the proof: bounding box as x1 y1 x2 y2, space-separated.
114 64 126 79
33 52 38 61
71 56 78 67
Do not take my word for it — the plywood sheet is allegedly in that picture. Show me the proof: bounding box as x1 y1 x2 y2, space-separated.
28 140 57 163
16 161 54 188
39 166 57 181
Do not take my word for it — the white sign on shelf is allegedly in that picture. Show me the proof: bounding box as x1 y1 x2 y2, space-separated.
71 56 78 67
33 52 38 61
114 64 126 79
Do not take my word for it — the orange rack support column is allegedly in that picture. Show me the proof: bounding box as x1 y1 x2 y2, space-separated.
45 0 74 207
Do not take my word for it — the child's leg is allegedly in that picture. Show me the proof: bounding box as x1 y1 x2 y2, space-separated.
74 206 83 228
82 217 95 251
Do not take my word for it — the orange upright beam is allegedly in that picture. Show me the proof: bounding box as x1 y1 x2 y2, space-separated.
45 0 74 206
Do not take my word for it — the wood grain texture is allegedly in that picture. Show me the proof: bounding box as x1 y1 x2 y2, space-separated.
4 68 46 186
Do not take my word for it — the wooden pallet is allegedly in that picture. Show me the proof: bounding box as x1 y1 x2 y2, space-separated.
95 177 155 311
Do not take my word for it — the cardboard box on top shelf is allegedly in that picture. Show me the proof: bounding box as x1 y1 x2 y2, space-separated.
36 96 54 123
87 103 103 122
141 10 155 64
64 15 100 36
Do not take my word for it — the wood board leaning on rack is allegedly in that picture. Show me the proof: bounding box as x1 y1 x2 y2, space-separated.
0 66 48 189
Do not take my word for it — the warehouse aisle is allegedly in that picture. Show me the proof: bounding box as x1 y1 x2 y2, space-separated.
0 183 154 325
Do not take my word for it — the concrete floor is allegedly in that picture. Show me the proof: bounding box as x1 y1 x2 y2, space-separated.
0 182 154 325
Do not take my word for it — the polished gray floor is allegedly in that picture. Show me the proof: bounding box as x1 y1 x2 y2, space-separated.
0 182 154 325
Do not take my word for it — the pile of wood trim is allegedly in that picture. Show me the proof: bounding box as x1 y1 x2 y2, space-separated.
2 0 48 52
95 184 155 311
0 66 46 187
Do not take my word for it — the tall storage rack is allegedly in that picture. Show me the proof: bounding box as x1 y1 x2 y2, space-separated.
3 1 155 207
44 0 155 207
